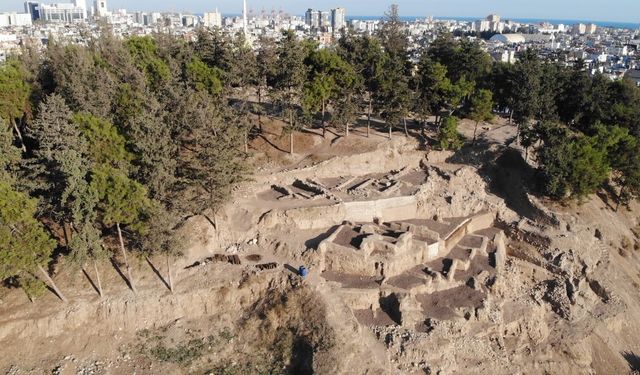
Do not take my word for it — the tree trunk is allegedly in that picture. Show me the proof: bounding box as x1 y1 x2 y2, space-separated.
616 185 626 212
473 120 480 145
403 118 409 137
37 264 67 302
367 98 372 138
93 259 103 298
244 131 248 153
515 122 521 146
116 222 136 294
321 99 326 138
509 110 514 125
389 123 392 139
62 221 71 248
11 118 27 153
346 122 349 137
289 132 294 154
257 86 262 132
166 254 174 293
289 108 294 155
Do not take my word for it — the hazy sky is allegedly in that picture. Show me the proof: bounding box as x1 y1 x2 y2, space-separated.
1 0 639 23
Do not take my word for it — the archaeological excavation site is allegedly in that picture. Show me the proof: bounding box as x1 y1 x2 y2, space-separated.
3 127 640 375
318 211 504 329
3 11 640 374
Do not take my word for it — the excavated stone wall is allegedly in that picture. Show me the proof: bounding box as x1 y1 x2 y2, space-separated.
260 196 418 231
343 196 418 223
254 138 424 187
336 288 380 310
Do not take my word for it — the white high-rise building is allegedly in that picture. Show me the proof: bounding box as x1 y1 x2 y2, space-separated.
203 10 222 28
305 8 330 29
243 0 248 38
573 23 587 34
0 12 32 27
473 20 490 32
74 0 87 19
39 2 86 22
486 14 501 23
94 0 108 17
331 7 345 31
305 9 318 28
474 15 504 33
319 11 330 28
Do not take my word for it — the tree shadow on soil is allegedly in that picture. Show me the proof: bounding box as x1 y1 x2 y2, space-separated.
622 351 640 372
110 258 133 291
82 268 101 296
446 137 554 224
353 118 393 138
258 134 288 154
145 256 171 291
305 226 340 249
284 264 299 275
287 337 314 375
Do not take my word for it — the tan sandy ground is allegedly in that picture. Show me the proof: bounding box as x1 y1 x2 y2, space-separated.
2 117 640 374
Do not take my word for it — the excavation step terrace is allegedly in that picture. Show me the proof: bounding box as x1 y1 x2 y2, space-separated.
316 211 506 328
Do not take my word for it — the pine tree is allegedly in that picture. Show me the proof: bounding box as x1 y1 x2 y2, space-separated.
469 89 494 144
114 84 177 202
70 113 133 296
44 42 116 118
376 57 411 138
510 49 543 143
537 123 609 200
415 57 451 125
337 34 385 137
378 5 408 63
27 94 88 245
125 36 171 90
272 30 307 154
303 47 356 137
455 39 492 85
90 165 153 294
74 113 133 170
438 116 463 151
0 182 65 302
138 206 185 292
175 90 250 222
229 32 259 151
256 36 278 132
426 33 459 78
376 5 412 138
0 59 30 152
332 60 362 137
0 118 21 183
187 57 223 96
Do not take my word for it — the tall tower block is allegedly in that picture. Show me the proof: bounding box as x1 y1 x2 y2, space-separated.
243 0 248 38
94 0 108 17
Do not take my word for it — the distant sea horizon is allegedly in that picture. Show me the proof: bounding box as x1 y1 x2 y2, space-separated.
346 16 640 30
220 12 638 30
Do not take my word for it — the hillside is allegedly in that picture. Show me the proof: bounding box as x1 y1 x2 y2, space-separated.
2 120 640 374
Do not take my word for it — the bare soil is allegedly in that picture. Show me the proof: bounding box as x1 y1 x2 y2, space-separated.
2 118 640 374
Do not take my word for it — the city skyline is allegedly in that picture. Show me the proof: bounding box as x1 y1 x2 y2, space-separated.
0 0 639 24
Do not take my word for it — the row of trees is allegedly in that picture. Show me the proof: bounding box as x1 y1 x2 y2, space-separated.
1 5 640 301
1 28 252 300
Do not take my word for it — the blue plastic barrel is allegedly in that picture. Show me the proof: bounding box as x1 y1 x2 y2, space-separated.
299 266 309 278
